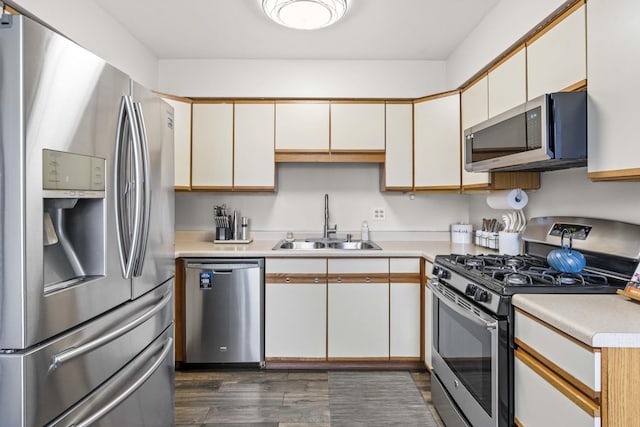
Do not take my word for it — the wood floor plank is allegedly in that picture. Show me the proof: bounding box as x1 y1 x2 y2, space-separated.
175 369 443 426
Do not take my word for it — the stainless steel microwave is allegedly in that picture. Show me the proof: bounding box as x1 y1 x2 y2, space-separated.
464 91 587 172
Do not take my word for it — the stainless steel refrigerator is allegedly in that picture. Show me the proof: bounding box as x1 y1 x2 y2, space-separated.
0 13 175 427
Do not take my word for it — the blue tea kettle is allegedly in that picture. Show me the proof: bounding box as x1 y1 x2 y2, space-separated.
547 229 586 273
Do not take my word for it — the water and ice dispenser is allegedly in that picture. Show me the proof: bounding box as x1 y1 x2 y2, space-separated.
42 149 106 292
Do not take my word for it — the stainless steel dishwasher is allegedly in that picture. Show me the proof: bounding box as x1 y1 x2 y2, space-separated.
184 258 264 365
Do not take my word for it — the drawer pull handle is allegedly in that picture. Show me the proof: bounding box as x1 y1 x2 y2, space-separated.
313 277 319 283
365 276 371 283
285 277 291 283
336 277 343 283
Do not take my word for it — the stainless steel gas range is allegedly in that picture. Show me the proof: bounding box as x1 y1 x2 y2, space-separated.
428 216 640 427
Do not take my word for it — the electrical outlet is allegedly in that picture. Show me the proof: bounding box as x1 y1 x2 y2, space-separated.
372 207 386 221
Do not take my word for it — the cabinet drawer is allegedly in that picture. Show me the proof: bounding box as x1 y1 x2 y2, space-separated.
514 309 600 397
515 349 600 427
328 258 388 274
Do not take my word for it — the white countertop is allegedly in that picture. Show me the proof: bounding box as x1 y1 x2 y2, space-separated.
512 293 640 348
175 236 490 262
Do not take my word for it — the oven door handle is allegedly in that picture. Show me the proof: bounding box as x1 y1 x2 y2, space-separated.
430 280 498 331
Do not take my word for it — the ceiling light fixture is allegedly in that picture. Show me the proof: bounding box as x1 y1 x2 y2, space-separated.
262 0 347 30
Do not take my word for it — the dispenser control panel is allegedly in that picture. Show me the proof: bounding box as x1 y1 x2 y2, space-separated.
43 149 105 195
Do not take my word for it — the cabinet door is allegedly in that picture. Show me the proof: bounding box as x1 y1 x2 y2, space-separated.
488 47 526 117
275 102 329 151
384 102 413 190
327 258 389 358
461 76 490 188
424 260 434 370
330 102 385 151
162 98 192 190
265 258 327 359
234 102 275 189
191 103 233 189
389 258 421 358
514 349 600 427
527 4 586 100
587 0 640 179
414 93 461 190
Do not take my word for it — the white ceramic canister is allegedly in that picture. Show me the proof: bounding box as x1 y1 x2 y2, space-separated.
451 223 473 244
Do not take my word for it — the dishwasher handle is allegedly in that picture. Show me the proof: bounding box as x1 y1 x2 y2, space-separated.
186 262 261 272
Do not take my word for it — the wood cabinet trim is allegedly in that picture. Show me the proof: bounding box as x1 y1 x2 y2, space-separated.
515 307 597 353
514 417 525 427
275 100 330 104
563 79 587 92
266 273 327 284
487 43 527 73
175 185 191 191
191 99 235 104
389 273 421 284
329 100 386 105
526 0 585 46
414 185 461 193
515 337 599 400
515 348 600 417
413 90 461 104
588 168 640 182
275 152 385 163
461 73 489 93
327 273 389 284
154 91 192 103
602 347 640 427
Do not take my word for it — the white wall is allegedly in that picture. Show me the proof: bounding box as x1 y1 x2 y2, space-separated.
469 168 640 229
158 59 447 99
10 0 158 88
176 163 470 234
446 0 569 88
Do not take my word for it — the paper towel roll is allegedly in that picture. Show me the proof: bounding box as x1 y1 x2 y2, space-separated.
486 189 528 210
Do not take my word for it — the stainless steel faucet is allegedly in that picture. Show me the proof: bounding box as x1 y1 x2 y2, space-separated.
323 193 337 240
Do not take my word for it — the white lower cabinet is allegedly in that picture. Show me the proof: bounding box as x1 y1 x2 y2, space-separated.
265 259 327 359
514 309 601 427
327 258 389 359
389 258 421 359
514 350 600 427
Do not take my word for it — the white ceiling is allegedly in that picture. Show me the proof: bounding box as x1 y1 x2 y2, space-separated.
94 0 499 61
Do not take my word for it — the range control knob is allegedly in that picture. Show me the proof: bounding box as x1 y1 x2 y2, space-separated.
474 288 490 302
436 268 450 280
465 284 477 297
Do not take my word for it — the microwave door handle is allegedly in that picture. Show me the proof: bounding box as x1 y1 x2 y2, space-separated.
431 282 497 331
68 337 173 427
132 102 151 277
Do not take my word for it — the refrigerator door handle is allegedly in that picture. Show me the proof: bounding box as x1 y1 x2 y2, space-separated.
114 95 144 279
68 337 173 427
49 290 172 371
132 101 151 277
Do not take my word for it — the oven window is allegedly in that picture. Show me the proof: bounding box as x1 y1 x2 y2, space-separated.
436 301 493 416
470 106 542 163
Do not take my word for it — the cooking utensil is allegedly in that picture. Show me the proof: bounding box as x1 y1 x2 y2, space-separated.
547 229 586 273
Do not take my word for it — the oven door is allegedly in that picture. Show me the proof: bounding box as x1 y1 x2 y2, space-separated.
430 280 505 427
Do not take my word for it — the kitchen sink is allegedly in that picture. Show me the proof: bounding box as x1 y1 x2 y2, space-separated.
272 239 382 250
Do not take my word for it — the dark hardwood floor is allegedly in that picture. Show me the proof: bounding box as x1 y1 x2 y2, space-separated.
175 369 444 426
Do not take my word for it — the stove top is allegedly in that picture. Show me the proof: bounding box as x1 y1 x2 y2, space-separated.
434 253 619 296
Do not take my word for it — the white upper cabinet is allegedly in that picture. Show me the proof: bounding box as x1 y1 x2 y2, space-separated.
330 102 385 151
488 47 527 117
414 93 461 190
234 102 275 189
162 97 192 189
461 76 490 188
587 0 640 180
275 102 329 151
384 102 413 190
527 3 586 100
191 103 233 189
